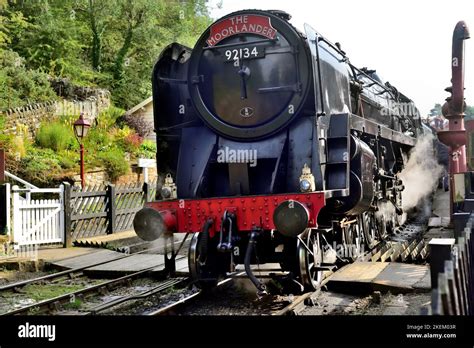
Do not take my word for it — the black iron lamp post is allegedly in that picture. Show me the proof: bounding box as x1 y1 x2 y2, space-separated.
73 113 91 189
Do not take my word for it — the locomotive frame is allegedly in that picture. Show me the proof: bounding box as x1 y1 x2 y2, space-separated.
133 9 428 293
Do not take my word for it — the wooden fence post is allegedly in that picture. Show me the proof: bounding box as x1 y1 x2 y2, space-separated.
107 184 116 234
429 238 455 289
63 182 72 248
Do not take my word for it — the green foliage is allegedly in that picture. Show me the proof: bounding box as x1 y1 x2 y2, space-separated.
98 148 129 182
1 0 212 109
465 105 474 120
0 115 12 149
0 49 57 109
429 103 442 117
20 283 84 302
18 147 63 185
138 140 156 159
96 106 125 129
1 0 211 183
36 122 75 152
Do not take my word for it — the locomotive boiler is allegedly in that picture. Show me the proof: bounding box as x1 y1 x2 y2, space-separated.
133 9 425 292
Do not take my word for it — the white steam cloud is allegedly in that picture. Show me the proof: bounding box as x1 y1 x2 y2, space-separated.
398 134 444 211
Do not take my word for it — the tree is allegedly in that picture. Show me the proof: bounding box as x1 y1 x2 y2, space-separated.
0 0 212 109
429 103 442 117
75 0 115 71
465 105 474 120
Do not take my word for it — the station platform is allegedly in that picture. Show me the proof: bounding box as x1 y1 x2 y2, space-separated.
75 230 137 245
0 230 140 269
326 261 430 294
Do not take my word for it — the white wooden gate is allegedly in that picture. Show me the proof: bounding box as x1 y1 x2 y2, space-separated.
12 185 64 246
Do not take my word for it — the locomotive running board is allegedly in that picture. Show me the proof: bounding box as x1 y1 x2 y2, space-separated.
350 113 417 147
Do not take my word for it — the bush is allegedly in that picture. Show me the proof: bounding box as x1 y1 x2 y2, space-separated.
0 49 57 110
123 133 143 153
0 116 13 149
18 148 62 186
58 155 76 170
97 106 125 130
138 140 157 159
122 113 153 137
84 127 112 152
98 149 129 182
36 122 75 152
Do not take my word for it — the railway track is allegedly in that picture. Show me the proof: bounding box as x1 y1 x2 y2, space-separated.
0 244 172 293
147 276 238 316
362 220 430 263
2 267 169 315
0 218 430 316
145 219 430 316
0 244 189 315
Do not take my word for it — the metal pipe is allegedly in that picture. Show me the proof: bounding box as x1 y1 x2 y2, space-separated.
244 231 267 295
438 21 470 223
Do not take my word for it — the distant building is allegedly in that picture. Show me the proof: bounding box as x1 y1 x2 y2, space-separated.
125 96 154 141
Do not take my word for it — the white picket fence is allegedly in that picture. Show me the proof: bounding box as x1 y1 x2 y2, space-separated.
11 185 64 246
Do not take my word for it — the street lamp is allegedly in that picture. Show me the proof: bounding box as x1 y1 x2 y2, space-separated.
73 113 91 189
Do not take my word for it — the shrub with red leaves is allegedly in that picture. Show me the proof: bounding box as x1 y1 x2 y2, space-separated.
123 133 143 152
123 113 152 137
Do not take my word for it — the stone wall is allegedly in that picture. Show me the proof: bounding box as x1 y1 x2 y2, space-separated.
1 101 58 137
72 166 158 188
1 89 111 138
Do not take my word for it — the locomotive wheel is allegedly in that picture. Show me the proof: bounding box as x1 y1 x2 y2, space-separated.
188 232 228 289
361 212 377 249
376 214 388 240
298 229 323 290
343 220 362 262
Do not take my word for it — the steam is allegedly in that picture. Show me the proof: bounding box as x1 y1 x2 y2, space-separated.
398 134 444 211
375 201 395 220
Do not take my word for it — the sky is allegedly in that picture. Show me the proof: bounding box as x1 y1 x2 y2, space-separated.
206 0 474 117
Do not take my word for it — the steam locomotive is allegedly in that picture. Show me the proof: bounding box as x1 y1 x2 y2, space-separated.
133 9 426 293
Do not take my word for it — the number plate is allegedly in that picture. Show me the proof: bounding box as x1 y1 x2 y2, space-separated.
223 46 265 62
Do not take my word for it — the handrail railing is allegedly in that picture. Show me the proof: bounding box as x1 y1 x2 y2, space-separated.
4 171 38 189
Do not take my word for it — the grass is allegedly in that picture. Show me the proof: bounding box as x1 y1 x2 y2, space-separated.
20 284 85 302
63 298 83 310
36 122 75 152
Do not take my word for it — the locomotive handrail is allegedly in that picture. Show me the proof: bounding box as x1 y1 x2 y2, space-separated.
350 64 397 97
312 33 326 116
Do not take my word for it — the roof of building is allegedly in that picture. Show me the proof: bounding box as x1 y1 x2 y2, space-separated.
126 96 153 115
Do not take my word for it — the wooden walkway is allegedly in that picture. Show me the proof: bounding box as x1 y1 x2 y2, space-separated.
326 262 430 294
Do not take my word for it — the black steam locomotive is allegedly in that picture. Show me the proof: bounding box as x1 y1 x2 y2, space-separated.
133 9 425 292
